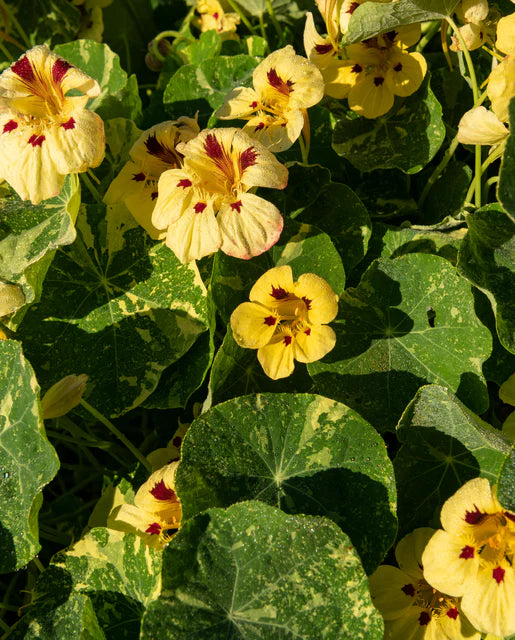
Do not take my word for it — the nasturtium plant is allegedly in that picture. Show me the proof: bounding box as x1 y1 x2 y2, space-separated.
0 0 514 638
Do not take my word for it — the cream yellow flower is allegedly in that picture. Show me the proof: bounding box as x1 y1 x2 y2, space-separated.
230 265 338 380
457 106 509 147
487 57 515 123
196 0 240 39
422 477 515 637
0 45 105 204
104 118 199 239
370 528 481 640
216 46 324 152
107 462 181 550
152 127 288 263
495 12 515 56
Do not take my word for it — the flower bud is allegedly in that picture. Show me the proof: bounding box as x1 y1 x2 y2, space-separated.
0 282 25 317
456 0 489 25
41 374 88 419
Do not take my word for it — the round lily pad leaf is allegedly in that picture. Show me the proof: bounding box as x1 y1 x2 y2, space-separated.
308 253 492 432
394 384 515 533
141 502 384 640
177 393 397 573
17 205 209 417
0 340 59 572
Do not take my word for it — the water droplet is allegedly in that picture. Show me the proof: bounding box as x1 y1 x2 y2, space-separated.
366 457 371 462
350 457 355 461
3 472 9 479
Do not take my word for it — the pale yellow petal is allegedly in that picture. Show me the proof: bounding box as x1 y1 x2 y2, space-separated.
495 12 515 56
216 87 260 119
257 333 295 379
439 477 498 534
369 565 418 621
348 73 394 119
242 109 303 153
385 49 427 98
395 528 435 580
322 59 359 99
457 107 508 146
384 605 429 640
249 265 295 305
165 197 221 263
152 168 196 229
217 192 283 259
293 273 339 325
230 301 278 349
293 323 336 364
488 58 515 123
0 282 24 316
303 12 337 68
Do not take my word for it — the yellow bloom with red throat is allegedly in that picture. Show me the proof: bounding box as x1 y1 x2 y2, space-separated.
152 127 288 263
230 265 338 380
422 477 515 637
108 462 181 550
216 46 324 152
104 117 199 239
196 0 240 39
370 528 480 640
0 45 105 204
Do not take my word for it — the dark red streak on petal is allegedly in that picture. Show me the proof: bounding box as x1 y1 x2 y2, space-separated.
264 316 277 326
12 56 34 82
150 480 176 501
374 77 385 86
283 335 292 346
352 64 363 73
401 583 415 597
61 117 75 130
28 134 45 147
231 200 242 212
271 286 289 300
394 62 403 72
493 566 505 584
254 122 265 131
315 43 334 54
3 120 18 133
52 59 72 83
267 68 295 95
446 608 459 620
239 146 258 172
459 545 475 559
204 133 224 160
194 202 207 213
177 178 192 188
132 172 146 182
304 328 311 336
465 506 486 525
145 522 162 535
151 191 158 200
418 611 431 626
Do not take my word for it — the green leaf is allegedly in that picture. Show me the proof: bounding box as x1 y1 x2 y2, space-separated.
54 40 142 121
0 340 59 572
163 55 259 125
497 96 515 223
332 76 445 174
245 35 268 56
141 502 384 639
177 393 397 573
17 205 209 417
266 162 332 218
177 30 222 65
0 175 80 313
19 528 162 639
342 0 460 44
394 384 515 533
10 0 81 46
457 205 515 353
309 253 492 432
211 217 345 324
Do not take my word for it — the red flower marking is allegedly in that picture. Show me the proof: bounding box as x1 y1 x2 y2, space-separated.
393 62 403 72
132 172 146 182
302 296 312 310
11 56 34 82
315 43 334 54
459 545 475 559
418 611 431 626
145 522 162 535
465 505 486 525
401 583 415 597
194 202 207 213
239 146 258 172
283 335 292 346
177 178 192 189
351 64 363 74
304 328 311 336
173 436 182 447
145 133 182 166
61 117 75 130
204 133 224 160
250 101 258 108
347 1 360 13
271 286 289 300
446 608 459 620
150 479 176 501
374 77 385 86
493 566 505 584
151 191 158 200
213 11 219 18
504 511 515 522
2 120 18 133
267 68 295 95
52 59 72 83
231 200 242 213
28 134 45 147
264 316 277 326
254 122 265 132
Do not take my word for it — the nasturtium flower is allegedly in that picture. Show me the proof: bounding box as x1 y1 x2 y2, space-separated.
41 374 88 420
495 11 515 55
152 127 288 263
422 477 515 637
370 528 481 640
104 117 199 239
487 57 515 124
108 462 181 549
196 0 240 39
0 45 105 204
216 45 324 152
457 106 509 147
230 265 338 379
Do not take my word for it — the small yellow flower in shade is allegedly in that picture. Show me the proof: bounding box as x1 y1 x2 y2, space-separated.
0 282 24 317
422 477 515 637
216 46 324 152
487 57 515 123
196 0 240 39
40 374 88 419
369 528 481 640
457 106 509 146
230 265 338 380
152 127 288 263
495 12 515 56
0 46 105 204
107 462 181 550
103 118 199 239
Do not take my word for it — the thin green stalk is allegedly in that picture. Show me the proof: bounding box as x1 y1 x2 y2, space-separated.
0 605 18 612
225 0 257 35
0 1 30 48
31 557 44 573
80 399 152 472
463 143 505 205
258 11 267 41
416 20 440 52
0 618 9 633
265 0 283 44
151 30 194 62
446 15 481 207
418 134 459 208
80 172 102 203
0 39 11 60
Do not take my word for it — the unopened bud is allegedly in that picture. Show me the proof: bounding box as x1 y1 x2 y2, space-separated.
145 38 173 72
0 282 25 317
41 374 88 419
450 22 485 51
456 0 489 25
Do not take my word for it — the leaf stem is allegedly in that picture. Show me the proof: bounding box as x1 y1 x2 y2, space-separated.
31 557 44 573
80 171 103 203
0 1 30 48
463 142 506 205
416 20 440 52
265 0 283 45
417 134 460 208
258 11 267 41
80 399 152 472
